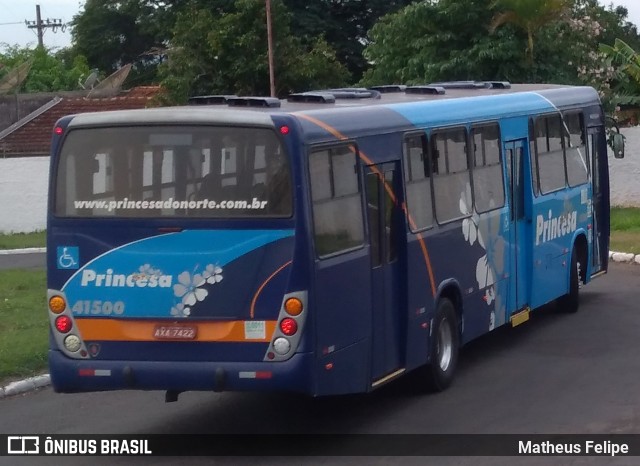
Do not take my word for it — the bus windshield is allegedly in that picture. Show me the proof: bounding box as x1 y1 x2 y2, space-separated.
54 125 292 218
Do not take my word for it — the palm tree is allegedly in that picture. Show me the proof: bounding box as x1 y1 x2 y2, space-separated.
489 0 572 64
600 38 640 106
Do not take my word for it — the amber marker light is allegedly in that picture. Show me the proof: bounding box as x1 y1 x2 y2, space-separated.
49 295 66 314
284 297 303 316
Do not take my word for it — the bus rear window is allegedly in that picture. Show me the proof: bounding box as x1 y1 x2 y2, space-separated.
54 126 292 218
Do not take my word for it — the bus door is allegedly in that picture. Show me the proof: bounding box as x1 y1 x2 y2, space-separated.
365 162 404 381
588 128 607 274
504 139 529 313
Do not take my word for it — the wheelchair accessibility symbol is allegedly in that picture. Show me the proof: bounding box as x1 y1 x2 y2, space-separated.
57 246 79 270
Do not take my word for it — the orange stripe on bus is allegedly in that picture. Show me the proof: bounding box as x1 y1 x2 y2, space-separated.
250 260 293 319
295 113 437 297
75 318 277 343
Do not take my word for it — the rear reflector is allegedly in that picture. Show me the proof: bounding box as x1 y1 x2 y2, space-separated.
238 371 272 379
78 369 112 377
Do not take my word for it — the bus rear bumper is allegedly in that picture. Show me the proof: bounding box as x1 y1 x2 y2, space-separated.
48 350 313 395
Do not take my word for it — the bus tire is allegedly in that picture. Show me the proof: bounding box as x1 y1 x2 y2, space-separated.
558 247 580 313
421 298 460 392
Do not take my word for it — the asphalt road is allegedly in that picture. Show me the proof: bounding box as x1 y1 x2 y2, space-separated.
1 263 639 465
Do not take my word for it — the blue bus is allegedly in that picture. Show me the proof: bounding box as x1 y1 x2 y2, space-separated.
46 83 624 398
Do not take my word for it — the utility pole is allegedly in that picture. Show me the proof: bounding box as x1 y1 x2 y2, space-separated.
265 0 276 98
25 5 64 48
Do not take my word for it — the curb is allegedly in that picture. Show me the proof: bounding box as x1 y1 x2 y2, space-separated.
0 247 46 255
0 374 50 399
609 250 640 265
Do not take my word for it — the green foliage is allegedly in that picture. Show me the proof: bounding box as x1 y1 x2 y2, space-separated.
361 0 526 85
159 0 350 103
0 45 90 92
284 0 416 80
362 0 640 87
71 0 165 85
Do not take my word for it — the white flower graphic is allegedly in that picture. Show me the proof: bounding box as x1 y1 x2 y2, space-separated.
460 183 481 246
489 311 495 331
203 264 223 284
139 263 162 277
170 303 191 318
484 286 495 305
173 271 208 306
476 254 495 289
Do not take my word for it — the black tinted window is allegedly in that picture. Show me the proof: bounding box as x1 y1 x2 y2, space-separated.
55 126 292 218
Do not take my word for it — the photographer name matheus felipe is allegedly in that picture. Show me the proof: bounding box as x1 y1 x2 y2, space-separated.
519 440 629 456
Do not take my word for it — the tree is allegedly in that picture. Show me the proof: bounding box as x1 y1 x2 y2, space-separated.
0 45 90 92
489 0 572 64
600 38 640 106
284 0 417 80
71 0 165 85
159 0 350 103
361 0 526 85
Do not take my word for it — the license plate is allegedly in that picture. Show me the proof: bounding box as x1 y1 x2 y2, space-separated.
153 325 197 340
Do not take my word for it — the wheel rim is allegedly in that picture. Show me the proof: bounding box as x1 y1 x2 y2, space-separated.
437 317 453 372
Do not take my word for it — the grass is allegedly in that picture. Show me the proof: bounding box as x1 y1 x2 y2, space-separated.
0 230 46 250
0 269 48 382
610 207 640 254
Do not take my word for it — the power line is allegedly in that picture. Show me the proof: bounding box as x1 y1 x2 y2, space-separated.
25 4 65 48
0 22 23 26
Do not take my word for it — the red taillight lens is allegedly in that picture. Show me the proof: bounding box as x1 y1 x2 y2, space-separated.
54 126 64 135
279 317 298 336
55 315 73 333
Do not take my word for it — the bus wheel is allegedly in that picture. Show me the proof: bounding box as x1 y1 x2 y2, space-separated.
420 298 460 392
558 247 580 313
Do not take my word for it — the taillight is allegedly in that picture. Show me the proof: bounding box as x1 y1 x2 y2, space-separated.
279 318 298 336
48 295 66 314
55 315 73 333
284 297 303 316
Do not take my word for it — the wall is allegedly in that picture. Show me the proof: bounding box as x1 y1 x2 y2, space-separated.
1 128 640 234
609 127 640 207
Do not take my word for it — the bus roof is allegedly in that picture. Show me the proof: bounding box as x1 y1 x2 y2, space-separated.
63 83 601 138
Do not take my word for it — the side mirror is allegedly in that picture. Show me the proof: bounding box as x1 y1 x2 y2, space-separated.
611 132 625 159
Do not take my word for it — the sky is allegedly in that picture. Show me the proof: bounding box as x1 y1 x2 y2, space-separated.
0 1 640 51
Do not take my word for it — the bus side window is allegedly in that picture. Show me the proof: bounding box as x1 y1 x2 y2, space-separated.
535 115 567 194
431 127 471 223
309 145 364 257
403 133 434 231
471 123 505 213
